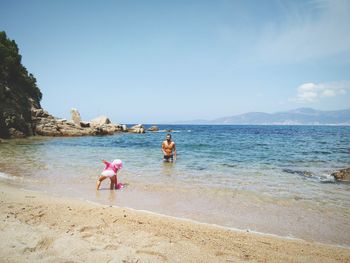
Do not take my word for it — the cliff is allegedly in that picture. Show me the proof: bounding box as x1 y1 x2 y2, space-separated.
0 31 42 138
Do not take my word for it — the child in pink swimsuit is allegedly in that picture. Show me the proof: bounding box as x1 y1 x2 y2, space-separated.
96 159 123 190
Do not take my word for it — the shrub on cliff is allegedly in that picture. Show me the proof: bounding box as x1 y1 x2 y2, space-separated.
0 31 42 138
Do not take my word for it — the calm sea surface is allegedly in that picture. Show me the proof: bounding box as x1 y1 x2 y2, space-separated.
1 125 350 245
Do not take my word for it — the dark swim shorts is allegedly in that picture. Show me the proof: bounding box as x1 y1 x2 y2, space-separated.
163 155 174 161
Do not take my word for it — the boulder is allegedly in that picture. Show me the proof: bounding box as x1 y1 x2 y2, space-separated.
56 119 67 123
70 108 82 126
147 125 159 132
130 124 143 129
331 168 350 181
90 116 111 127
35 119 61 136
128 127 145 133
121 124 128 132
80 121 90 128
115 124 123 131
32 108 50 118
99 124 120 135
128 124 145 134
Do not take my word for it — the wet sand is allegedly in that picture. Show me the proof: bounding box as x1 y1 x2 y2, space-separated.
0 182 349 263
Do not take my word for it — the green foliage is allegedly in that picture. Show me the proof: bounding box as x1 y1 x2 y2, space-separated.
0 31 42 138
0 31 42 102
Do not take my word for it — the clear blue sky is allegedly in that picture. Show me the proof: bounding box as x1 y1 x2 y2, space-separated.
1 0 349 123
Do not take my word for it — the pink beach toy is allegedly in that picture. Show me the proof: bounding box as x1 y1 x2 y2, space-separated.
116 183 124 190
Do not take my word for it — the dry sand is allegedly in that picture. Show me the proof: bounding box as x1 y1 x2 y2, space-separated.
0 182 349 263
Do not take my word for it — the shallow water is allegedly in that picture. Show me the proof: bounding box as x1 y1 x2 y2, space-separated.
1 125 350 246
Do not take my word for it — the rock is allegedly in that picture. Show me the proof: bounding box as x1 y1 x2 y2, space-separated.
116 124 123 131
70 108 82 126
99 124 120 135
121 124 128 132
128 124 145 134
56 119 67 123
129 127 145 133
35 124 60 136
130 124 143 129
32 108 50 118
331 168 350 181
147 126 159 132
90 116 111 127
80 121 90 128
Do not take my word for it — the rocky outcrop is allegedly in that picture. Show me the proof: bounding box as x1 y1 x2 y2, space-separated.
90 116 111 127
128 124 145 133
0 32 145 138
70 108 82 126
331 168 350 181
147 125 159 132
32 108 96 136
32 108 126 137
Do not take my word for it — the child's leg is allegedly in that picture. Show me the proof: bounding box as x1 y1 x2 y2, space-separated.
113 174 118 189
110 176 116 190
96 176 107 190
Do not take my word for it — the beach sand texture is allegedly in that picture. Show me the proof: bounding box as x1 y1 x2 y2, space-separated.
0 182 349 263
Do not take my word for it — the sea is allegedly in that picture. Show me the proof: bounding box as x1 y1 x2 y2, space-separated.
1 125 350 246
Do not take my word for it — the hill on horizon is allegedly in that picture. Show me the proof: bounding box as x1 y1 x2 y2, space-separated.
174 108 350 125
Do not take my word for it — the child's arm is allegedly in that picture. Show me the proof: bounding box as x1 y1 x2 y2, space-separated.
102 160 110 168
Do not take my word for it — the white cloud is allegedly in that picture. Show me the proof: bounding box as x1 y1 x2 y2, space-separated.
296 81 350 102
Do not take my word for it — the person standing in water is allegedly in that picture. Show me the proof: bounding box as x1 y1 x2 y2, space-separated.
162 133 176 162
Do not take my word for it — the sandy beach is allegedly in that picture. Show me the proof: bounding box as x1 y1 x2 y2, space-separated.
0 182 349 263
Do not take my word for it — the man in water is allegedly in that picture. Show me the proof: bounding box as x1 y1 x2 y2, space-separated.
162 133 176 162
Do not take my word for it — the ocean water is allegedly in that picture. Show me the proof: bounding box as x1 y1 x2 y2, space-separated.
1 125 350 246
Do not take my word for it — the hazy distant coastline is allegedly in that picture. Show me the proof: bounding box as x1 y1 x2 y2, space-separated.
174 108 350 125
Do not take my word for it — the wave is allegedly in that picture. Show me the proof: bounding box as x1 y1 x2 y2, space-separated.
157 129 191 133
282 169 313 177
0 172 15 180
220 163 237 168
282 168 336 183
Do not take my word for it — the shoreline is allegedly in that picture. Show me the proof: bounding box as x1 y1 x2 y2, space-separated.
1 164 350 248
1 181 349 262
93 202 350 250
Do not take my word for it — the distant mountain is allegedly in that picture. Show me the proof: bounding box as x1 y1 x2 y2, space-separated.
175 108 350 125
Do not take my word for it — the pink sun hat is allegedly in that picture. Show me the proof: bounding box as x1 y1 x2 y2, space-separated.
112 159 123 170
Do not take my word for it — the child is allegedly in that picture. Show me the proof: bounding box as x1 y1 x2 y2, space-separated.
96 159 123 190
